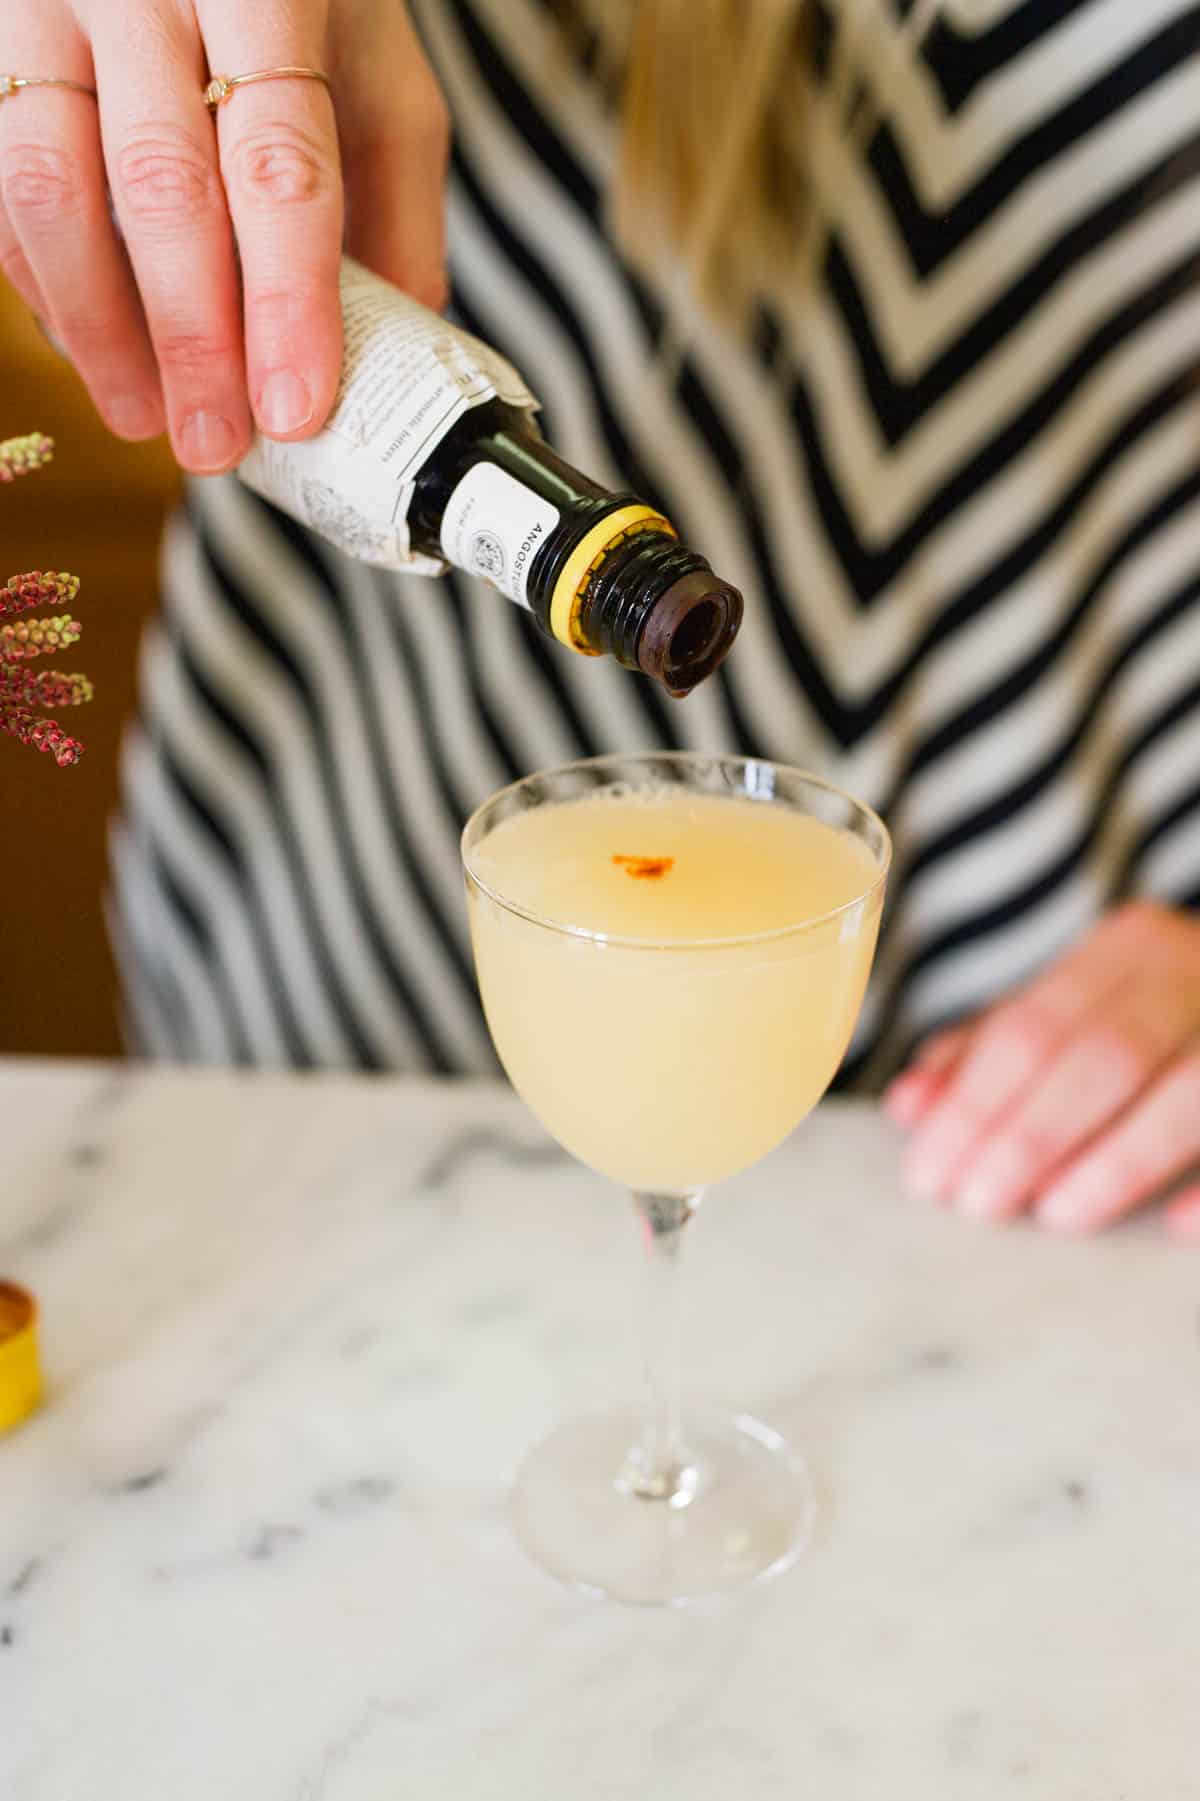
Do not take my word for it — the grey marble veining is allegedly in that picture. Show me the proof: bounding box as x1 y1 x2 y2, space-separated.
1 1059 1197 1798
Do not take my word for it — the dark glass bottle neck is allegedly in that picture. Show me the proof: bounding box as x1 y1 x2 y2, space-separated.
407 397 743 693
407 399 637 559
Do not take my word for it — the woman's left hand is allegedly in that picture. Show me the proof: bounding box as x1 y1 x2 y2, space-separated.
884 901 1200 1238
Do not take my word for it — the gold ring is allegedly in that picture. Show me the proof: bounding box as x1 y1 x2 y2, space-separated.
204 67 331 110
0 73 97 102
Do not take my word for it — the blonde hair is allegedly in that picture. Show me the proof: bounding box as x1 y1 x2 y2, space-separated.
549 0 941 317
614 0 809 315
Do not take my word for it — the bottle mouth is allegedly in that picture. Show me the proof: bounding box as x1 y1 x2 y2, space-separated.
636 572 744 697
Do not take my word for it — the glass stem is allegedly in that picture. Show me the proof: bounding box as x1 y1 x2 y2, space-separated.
624 1189 701 1502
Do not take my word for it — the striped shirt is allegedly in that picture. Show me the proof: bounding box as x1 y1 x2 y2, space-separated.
112 0 1200 1082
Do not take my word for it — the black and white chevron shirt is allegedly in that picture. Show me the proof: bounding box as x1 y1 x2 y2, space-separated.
112 0 1200 1081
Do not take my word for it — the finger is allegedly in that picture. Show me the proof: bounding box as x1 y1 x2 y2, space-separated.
0 18 164 436
0 193 48 315
337 2 449 306
0 97 164 438
914 1021 975 1071
1163 1184 1200 1242
95 14 252 472
950 972 1199 1220
0 14 60 320
903 927 1131 1203
883 1023 973 1127
198 0 344 438
1034 1052 1200 1233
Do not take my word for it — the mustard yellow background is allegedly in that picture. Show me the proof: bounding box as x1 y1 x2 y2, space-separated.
1 285 179 1055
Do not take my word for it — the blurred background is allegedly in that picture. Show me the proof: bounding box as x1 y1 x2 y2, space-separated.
1 283 179 1056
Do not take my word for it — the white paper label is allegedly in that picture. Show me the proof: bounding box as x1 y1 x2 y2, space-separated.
235 257 538 571
439 463 560 608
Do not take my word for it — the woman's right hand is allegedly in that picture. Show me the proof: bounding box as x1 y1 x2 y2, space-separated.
0 0 449 472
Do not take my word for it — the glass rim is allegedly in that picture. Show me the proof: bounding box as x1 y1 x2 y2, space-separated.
460 751 892 951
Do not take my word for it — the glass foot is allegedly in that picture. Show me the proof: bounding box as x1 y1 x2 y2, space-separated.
511 1409 814 1605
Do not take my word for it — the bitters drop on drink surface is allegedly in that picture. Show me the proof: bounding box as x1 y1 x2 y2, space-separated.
237 259 742 695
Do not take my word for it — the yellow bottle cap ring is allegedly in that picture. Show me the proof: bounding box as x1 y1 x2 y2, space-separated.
548 504 676 652
0 1281 42 1434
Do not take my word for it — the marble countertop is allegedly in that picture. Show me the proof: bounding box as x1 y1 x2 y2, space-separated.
0 1059 1196 1798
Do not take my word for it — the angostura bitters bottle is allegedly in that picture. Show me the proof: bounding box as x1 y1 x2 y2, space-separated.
236 259 742 697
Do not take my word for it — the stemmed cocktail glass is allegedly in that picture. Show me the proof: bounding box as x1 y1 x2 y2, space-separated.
462 752 889 1604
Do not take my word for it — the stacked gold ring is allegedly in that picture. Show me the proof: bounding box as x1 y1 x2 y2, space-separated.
0 73 96 102
0 66 332 112
204 67 332 110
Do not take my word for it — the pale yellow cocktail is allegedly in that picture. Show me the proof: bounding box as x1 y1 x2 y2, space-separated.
467 788 881 1193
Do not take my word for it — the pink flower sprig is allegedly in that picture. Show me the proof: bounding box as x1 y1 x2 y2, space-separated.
1 570 80 617
0 709 84 768
0 614 81 661
0 665 94 710
0 432 54 482
1 432 95 767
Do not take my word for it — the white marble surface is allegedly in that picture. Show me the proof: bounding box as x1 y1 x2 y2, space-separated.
0 1059 1197 1798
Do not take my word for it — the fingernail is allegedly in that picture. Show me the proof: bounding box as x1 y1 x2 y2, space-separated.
106 394 160 439
958 1175 998 1218
257 369 312 435
904 1147 948 1202
958 1175 1010 1220
179 409 239 471
957 1143 1028 1220
883 1077 923 1125
1035 1158 1115 1231
1035 1187 1086 1232
1165 1204 1200 1242
904 1116 972 1202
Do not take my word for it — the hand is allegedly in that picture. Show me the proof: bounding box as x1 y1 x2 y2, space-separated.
884 901 1200 1238
0 0 449 472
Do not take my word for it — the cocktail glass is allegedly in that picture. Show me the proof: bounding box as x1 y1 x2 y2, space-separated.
462 752 890 1604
